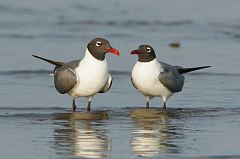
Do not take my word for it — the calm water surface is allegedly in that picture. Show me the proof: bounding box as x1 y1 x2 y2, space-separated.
0 0 240 159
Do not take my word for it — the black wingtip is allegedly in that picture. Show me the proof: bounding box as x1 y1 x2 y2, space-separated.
32 54 44 60
178 66 211 74
200 66 211 69
32 54 39 58
32 54 64 67
32 54 49 61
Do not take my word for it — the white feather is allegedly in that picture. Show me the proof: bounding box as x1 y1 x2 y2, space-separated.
68 48 108 98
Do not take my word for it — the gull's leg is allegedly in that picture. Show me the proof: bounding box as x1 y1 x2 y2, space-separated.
145 96 150 109
162 102 167 110
87 97 92 112
72 98 77 112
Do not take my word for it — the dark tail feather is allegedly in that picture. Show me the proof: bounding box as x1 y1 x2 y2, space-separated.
32 55 64 67
177 66 211 74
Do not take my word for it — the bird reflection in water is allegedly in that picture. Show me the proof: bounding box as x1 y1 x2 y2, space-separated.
53 119 111 158
130 108 183 157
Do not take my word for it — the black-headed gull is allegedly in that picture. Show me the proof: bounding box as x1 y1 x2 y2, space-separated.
131 45 210 109
33 38 120 112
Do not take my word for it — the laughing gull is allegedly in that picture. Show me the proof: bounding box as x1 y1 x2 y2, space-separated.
131 45 210 109
33 38 120 112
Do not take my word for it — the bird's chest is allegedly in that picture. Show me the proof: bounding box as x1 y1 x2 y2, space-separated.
132 62 160 90
78 61 108 84
73 60 108 96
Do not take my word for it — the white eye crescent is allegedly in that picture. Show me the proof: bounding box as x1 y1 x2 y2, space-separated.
147 47 151 53
96 41 102 46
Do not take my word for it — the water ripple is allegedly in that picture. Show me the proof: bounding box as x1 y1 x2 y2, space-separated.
0 69 238 77
1 107 240 119
0 4 35 14
55 19 194 27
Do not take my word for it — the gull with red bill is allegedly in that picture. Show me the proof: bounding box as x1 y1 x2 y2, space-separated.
33 38 120 112
131 45 210 109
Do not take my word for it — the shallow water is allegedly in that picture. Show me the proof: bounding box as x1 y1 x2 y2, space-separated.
1 106 240 159
1 0 240 159
1 71 240 159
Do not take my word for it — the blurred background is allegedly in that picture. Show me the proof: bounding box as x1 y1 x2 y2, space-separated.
1 1 240 159
0 0 240 72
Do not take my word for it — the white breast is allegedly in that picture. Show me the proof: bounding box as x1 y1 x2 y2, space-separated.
69 49 108 97
131 59 173 101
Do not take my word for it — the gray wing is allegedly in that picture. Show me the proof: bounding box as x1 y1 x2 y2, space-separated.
99 75 112 93
54 60 80 94
158 62 185 93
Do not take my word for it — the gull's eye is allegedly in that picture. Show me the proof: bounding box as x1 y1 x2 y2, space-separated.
147 47 151 53
96 41 102 46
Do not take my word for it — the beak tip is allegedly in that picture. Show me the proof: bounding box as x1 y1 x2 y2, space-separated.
116 51 120 56
107 48 120 56
131 50 139 55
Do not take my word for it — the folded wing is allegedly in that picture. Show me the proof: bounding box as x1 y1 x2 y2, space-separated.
54 60 80 94
99 75 112 93
159 62 185 92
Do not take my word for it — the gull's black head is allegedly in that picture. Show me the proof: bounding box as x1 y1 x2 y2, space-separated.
131 45 156 62
87 38 120 61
